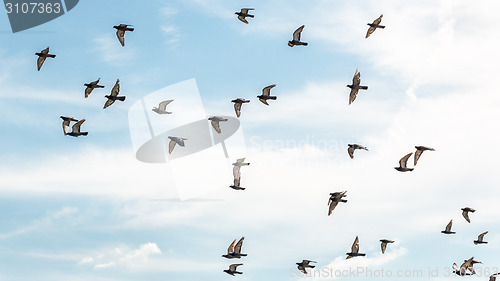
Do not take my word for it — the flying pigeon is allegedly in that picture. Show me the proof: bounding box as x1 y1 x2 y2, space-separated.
208 116 228 134
222 237 247 259
328 191 347 216
453 263 472 276
168 136 187 154
113 24 134 46
257 84 277 105
84 78 105 98
235 8 254 24
460 257 480 275
441 220 456 234
366 15 385 38
104 79 126 109
348 144 368 159
490 273 500 281
394 152 413 172
414 146 435 166
296 260 316 274
347 68 368 105
231 98 250 117
380 239 394 254
346 236 366 259
60 116 78 135
35 47 56 71
474 231 488 245
224 264 243 276
66 119 88 137
232 158 250 186
461 207 475 223
288 25 308 47
152 100 174 114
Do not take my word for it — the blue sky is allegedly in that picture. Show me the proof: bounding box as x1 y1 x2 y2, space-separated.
1 0 500 280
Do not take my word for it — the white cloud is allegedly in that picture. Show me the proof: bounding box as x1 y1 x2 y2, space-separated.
92 35 138 64
82 242 161 270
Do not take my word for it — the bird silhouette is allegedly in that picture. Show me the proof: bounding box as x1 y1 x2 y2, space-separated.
328 191 347 216
347 68 368 105
348 144 368 159
152 100 174 114
380 239 394 254
35 47 56 71
474 231 488 245
257 84 277 105
224 264 243 276
452 262 472 276
235 8 254 24
461 207 475 223
113 24 134 46
60 116 78 135
441 219 456 234
231 98 250 117
222 237 247 259
104 79 126 109
414 146 435 166
366 15 385 38
66 119 88 137
346 236 366 259
208 116 228 134
296 260 316 274
167 136 187 154
288 25 308 47
84 78 105 98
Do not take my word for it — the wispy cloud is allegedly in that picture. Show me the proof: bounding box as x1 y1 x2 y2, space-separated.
81 242 161 270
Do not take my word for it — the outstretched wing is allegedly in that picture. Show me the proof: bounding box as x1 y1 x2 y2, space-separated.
227 239 236 254
111 79 120 97
259 98 269 105
445 220 453 232
158 99 174 111
103 98 115 109
414 149 423 166
229 264 243 271
348 146 355 159
352 68 361 85
71 119 85 133
349 88 359 105
462 210 471 223
351 236 359 253
234 237 244 253
85 87 93 98
238 15 248 24
168 140 177 154
381 242 387 254
241 8 253 13
116 29 125 46
366 26 376 38
373 15 383 25
37 56 46 71
234 102 242 117
293 25 305 41
211 120 222 134
328 201 339 215
399 153 413 168
478 231 488 241
262 84 276 96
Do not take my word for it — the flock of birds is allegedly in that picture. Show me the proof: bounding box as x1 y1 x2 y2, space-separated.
35 7 497 280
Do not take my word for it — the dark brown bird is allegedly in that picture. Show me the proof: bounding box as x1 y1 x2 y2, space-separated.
104 79 126 109
348 144 368 159
35 47 56 71
414 146 435 166
461 207 475 223
60 116 78 135
328 191 347 216
441 219 455 234
235 8 254 24
347 68 368 105
113 24 134 46
66 119 88 137
474 231 488 245
380 239 394 254
224 264 243 276
257 84 277 105
395 152 413 172
296 260 316 274
288 25 308 47
366 15 385 38
346 236 366 259
231 98 250 117
84 78 105 98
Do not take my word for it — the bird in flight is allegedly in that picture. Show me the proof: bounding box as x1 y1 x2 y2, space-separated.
328 191 347 216
394 152 413 172
231 98 250 117
490 273 500 281
257 84 277 105
167 136 187 154
104 79 126 109
232 158 250 190
461 207 475 223
84 78 105 98
60 116 78 135
208 116 228 134
235 8 254 24
296 260 316 274
35 47 56 71
66 119 88 137
113 24 134 46
152 100 174 114
474 231 488 245
222 237 247 259
224 264 243 276
366 15 385 38
414 146 435 166
346 236 366 259
380 239 394 254
441 220 455 234
347 68 368 105
348 144 368 159
288 25 308 47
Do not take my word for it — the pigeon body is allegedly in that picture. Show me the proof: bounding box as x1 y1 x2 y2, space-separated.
231 98 250 117
441 220 456 234
208 116 228 134
347 68 368 105
296 260 316 274
328 191 347 216
348 144 368 159
152 100 174 114
380 239 394 254
113 24 134 46
461 207 475 223
257 84 277 105
222 237 247 259
366 15 385 38
474 231 488 244
288 25 308 47
224 264 243 276
346 236 366 259
84 78 105 98
167 136 187 154
35 47 56 71
66 119 88 137
104 79 126 109
414 146 435 165
235 8 254 24
60 116 78 135
395 152 414 172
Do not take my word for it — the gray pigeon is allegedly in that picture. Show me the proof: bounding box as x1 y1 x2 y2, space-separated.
474 231 488 245
348 144 368 159
380 239 394 254
441 219 456 234
60 116 78 135
414 146 435 166
84 78 105 98
347 68 368 105
328 191 347 216
235 8 254 24
222 237 247 259
257 84 277 105
288 25 308 47
296 260 316 274
231 98 250 117
152 100 174 114
366 15 385 38
224 264 243 276
461 207 475 223
113 24 134 46
394 152 413 172
346 236 366 259
66 119 88 137
104 79 126 109
208 116 228 134
35 47 56 71
232 158 250 188
168 136 187 154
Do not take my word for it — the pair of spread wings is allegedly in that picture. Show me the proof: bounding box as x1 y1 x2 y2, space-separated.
237 8 254 24
103 80 120 109
259 84 276 105
63 119 85 134
366 15 383 38
168 137 186 154
293 25 305 41
348 69 361 104
37 47 55 71
85 79 104 98
116 24 133 46
227 237 245 254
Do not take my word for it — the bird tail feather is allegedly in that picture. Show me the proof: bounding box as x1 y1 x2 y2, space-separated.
360 86 368 90
117 96 126 101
